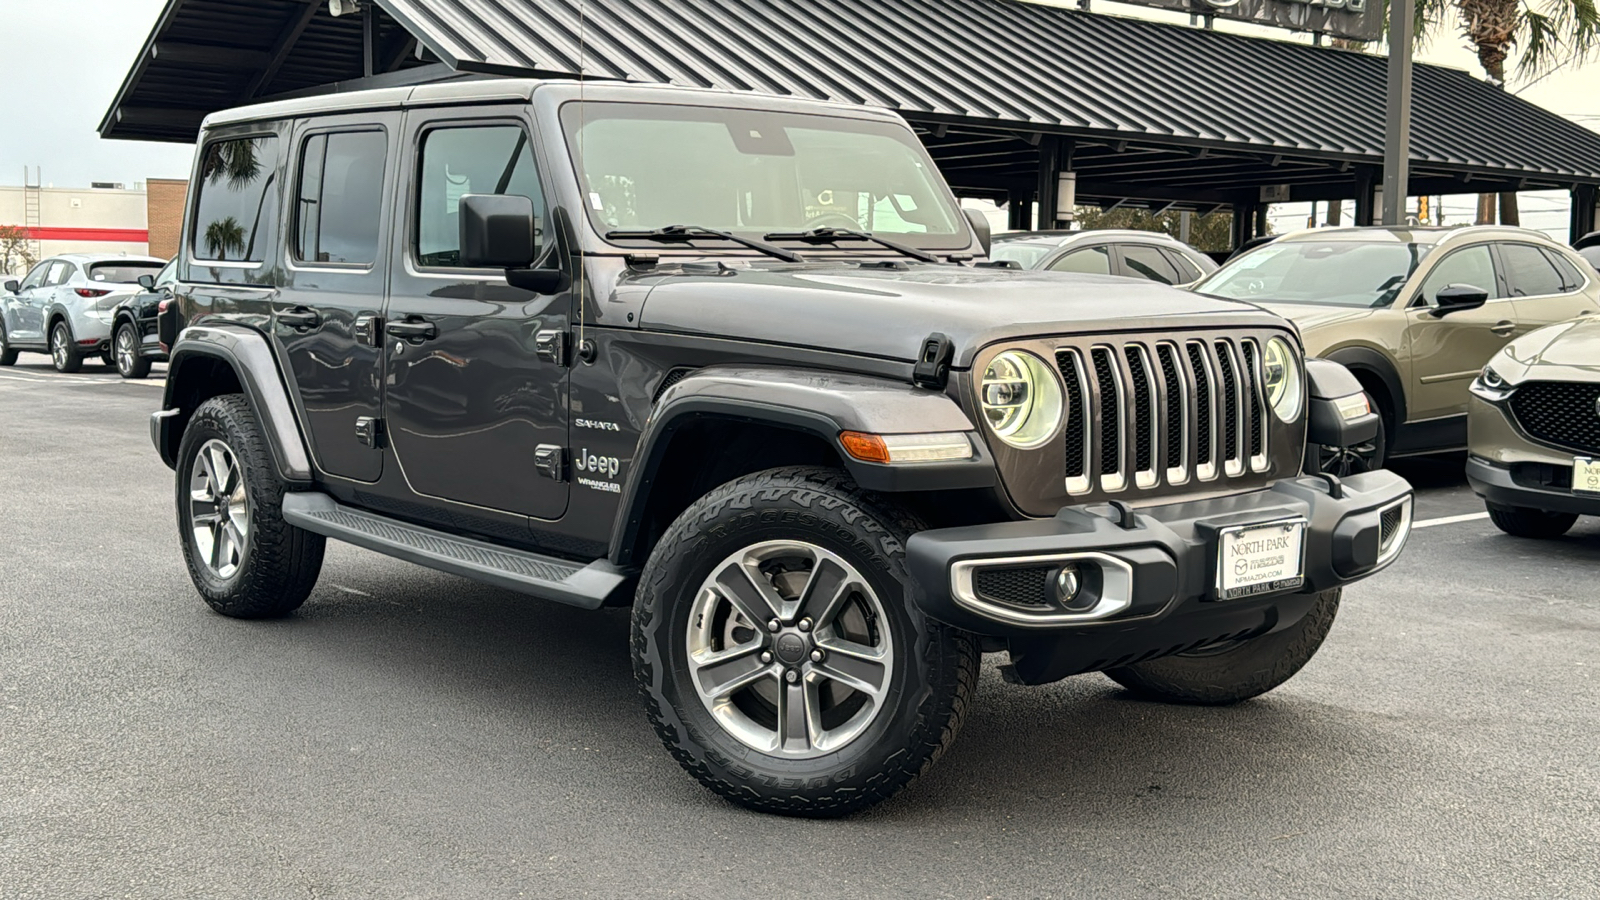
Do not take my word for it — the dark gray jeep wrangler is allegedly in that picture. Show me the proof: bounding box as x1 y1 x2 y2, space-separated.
153 79 1413 816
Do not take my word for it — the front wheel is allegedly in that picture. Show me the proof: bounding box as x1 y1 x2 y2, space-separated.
0 321 17 366
176 394 325 618
633 467 978 817
113 322 150 379
50 321 82 373
1486 503 1577 539
1104 589 1341 705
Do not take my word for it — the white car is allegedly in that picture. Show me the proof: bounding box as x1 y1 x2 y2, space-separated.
1 253 166 372
988 229 1218 285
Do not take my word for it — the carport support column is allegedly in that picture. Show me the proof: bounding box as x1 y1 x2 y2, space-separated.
1008 189 1035 230
1354 169 1377 226
1035 137 1060 230
1570 184 1598 242
1381 0 1415 226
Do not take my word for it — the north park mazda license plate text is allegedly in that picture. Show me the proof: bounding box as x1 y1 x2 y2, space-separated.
1217 520 1308 601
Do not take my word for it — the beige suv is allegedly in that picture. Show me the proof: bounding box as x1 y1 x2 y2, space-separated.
1193 226 1600 473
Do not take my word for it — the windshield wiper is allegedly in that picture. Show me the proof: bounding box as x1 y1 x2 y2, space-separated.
605 225 804 263
763 227 940 264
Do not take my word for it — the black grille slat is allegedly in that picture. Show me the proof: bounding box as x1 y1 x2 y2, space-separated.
1216 341 1240 463
1187 343 1213 467
1125 346 1154 473
1379 505 1404 547
1092 348 1120 477
1158 344 1183 471
973 566 1055 607
1056 351 1087 480
1241 341 1264 458
1510 382 1600 454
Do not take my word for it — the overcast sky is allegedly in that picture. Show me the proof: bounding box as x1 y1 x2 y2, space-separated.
3 0 1598 234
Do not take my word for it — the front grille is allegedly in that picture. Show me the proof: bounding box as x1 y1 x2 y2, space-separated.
1509 381 1600 455
1056 337 1272 495
1379 505 1404 545
972 566 1055 607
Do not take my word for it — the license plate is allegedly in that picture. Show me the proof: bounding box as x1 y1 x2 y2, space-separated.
1575 457 1600 495
1216 519 1307 601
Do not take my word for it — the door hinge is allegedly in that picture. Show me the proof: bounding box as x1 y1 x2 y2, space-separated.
535 329 568 367
534 444 567 482
355 416 387 449
354 315 384 348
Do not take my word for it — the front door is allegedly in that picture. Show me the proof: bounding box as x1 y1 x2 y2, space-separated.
9 260 51 342
272 115 397 483
1406 243 1518 420
381 110 570 521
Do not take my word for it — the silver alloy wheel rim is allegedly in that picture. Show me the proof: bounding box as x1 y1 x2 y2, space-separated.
51 324 68 368
189 438 249 578
115 327 136 374
686 540 894 759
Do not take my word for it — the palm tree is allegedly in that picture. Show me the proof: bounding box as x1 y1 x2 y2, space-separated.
1413 0 1600 224
200 138 263 190
204 217 247 261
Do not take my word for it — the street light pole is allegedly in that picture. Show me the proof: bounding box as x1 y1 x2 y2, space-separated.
1382 0 1415 226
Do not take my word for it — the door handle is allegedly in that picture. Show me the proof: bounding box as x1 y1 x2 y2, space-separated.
386 318 438 342
1490 321 1515 336
278 307 320 329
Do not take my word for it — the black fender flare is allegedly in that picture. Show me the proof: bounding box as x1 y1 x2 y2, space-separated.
1320 346 1406 426
608 365 996 564
154 324 313 485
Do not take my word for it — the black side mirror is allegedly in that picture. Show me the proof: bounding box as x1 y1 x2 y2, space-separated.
962 207 992 257
137 274 156 291
1431 284 1490 317
459 193 538 268
3 280 18 293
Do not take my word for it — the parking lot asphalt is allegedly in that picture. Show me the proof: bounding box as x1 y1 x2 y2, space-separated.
1 358 1597 900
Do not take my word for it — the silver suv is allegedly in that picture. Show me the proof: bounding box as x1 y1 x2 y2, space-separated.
1 253 167 372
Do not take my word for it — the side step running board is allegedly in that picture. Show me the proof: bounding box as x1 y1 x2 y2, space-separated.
281 492 632 609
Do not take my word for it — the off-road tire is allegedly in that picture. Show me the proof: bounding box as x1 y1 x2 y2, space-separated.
1104 588 1341 705
50 321 82 373
633 466 978 817
114 321 151 379
0 322 17 366
1486 503 1578 539
176 394 325 618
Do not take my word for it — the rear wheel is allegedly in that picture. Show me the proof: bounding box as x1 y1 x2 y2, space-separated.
1104 589 1341 705
50 321 82 373
113 322 150 379
0 322 17 366
176 394 325 618
633 467 978 817
1486 503 1577 539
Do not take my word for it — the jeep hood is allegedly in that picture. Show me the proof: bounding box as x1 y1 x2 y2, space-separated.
633 263 1291 367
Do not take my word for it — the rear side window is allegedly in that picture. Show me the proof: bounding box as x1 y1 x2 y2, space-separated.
1164 248 1203 282
415 124 545 268
295 130 387 265
1540 247 1587 291
1121 244 1182 284
192 135 281 263
88 262 163 283
1048 246 1110 275
44 261 75 286
1499 243 1566 297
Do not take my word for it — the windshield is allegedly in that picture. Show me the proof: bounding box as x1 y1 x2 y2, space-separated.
562 102 965 250
1195 240 1430 308
990 241 1058 267
88 261 164 284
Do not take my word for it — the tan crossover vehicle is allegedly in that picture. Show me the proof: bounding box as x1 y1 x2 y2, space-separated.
1467 318 1600 537
1194 226 1600 474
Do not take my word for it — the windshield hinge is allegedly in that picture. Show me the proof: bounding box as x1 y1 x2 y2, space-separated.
535 329 568 367
912 332 955 390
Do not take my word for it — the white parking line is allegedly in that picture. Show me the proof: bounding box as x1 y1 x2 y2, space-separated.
0 372 164 387
1413 512 1491 529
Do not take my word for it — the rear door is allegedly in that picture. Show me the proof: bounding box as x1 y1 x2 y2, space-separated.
1496 241 1600 332
381 107 570 521
271 113 397 483
1406 242 1516 420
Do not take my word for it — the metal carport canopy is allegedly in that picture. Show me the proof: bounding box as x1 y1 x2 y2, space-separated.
102 0 1600 212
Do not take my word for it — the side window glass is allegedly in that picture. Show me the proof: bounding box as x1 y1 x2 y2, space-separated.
19 262 50 290
192 135 281 263
295 130 387 265
1121 244 1182 284
1163 248 1202 282
1500 243 1565 297
1539 247 1586 292
1048 246 1110 275
416 124 545 268
44 261 73 286
1419 245 1497 303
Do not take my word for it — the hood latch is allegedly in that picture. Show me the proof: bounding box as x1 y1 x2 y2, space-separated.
912 332 955 390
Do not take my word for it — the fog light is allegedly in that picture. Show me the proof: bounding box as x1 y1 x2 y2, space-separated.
1054 565 1081 605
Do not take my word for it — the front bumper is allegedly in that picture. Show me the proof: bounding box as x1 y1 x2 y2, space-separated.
1466 456 1600 517
905 470 1413 684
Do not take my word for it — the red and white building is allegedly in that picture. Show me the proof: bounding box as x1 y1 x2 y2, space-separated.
0 178 188 275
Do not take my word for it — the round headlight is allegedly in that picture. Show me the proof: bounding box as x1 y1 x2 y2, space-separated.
1261 337 1304 422
980 351 1063 449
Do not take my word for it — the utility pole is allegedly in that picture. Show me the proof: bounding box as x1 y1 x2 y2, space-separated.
1381 0 1414 226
